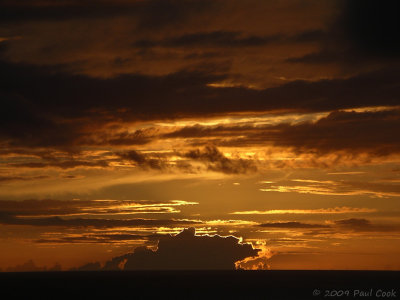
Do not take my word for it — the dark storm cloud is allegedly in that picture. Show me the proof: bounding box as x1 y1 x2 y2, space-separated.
288 0 400 64
1 57 400 150
0 1 129 23
80 228 261 270
0 60 218 148
258 221 330 229
341 0 400 58
2 59 399 120
0 0 216 30
0 91 80 148
134 0 216 30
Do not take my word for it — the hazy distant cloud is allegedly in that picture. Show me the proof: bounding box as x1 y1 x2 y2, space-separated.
258 221 330 229
257 218 400 237
332 218 400 233
334 218 370 228
89 228 261 270
255 218 400 237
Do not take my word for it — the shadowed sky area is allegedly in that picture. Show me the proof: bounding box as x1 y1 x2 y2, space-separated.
0 0 400 271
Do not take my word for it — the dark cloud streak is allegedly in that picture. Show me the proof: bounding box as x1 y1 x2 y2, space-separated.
0 214 200 228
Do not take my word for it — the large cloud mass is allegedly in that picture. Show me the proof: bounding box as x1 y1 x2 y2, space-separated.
95 228 260 270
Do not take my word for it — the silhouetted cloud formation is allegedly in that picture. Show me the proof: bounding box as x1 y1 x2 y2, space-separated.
6 260 61 272
80 228 260 270
123 227 259 270
118 150 167 170
117 146 257 174
183 146 257 174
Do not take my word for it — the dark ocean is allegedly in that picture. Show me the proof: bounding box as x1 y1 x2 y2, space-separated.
1 270 398 300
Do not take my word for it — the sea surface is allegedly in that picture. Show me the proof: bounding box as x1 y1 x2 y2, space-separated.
1 270 398 300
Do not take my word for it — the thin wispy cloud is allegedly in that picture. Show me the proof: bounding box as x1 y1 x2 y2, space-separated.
231 207 377 215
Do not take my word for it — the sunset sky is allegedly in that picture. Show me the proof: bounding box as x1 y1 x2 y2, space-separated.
1 0 400 271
